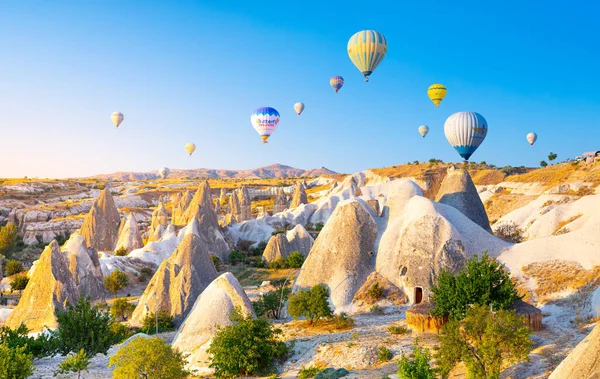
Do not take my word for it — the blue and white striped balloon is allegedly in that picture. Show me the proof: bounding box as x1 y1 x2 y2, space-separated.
444 112 488 161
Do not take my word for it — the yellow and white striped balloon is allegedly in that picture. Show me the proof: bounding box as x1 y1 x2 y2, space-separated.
347 30 388 82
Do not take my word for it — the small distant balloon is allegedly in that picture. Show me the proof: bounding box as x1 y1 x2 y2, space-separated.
444 111 488 161
427 84 447 107
111 112 124 128
347 30 388 82
158 167 170 179
418 125 429 138
251 107 280 143
185 143 196 156
526 132 537 146
330 76 344 93
294 102 305 116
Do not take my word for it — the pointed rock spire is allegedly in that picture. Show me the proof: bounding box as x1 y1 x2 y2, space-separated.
80 187 121 251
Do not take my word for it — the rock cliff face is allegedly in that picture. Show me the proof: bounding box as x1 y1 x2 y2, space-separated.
80 187 121 251
237 186 252 222
262 233 292 263
273 187 288 214
549 324 600 379
130 234 218 326
115 213 144 253
289 183 308 209
63 233 108 301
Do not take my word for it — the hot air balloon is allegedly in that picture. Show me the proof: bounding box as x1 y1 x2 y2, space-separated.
330 76 344 93
250 107 280 143
294 102 305 116
526 132 537 146
347 30 388 82
111 112 124 128
185 143 196 156
158 167 170 179
427 84 447 107
418 125 430 138
444 111 488 161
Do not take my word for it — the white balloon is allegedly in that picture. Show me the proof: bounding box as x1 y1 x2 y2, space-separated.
418 125 429 138
294 102 305 116
444 111 488 161
158 167 170 179
526 132 537 146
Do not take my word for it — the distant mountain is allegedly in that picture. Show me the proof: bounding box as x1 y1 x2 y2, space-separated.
89 164 338 180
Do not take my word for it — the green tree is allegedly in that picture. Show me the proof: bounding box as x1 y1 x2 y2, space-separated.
0 223 18 259
397 340 437 379
207 312 288 378
253 290 289 319
5 259 24 276
228 250 246 265
54 349 90 379
540 160 548 167
111 299 135 322
10 274 29 293
109 337 189 379
431 253 520 320
141 311 174 335
548 152 558 163
0 324 59 359
436 305 532 379
55 296 116 356
287 251 304 268
104 269 128 299
288 284 333 325
0 342 34 379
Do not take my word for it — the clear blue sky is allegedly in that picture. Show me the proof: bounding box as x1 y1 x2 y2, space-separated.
1 1 599 178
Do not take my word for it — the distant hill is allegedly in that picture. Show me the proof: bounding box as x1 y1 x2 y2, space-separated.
89 164 338 180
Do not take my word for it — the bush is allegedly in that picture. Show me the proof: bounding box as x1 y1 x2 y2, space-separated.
210 254 222 271
253 290 288 320
431 252 521 320
377 346 393 362
368 282 384 300
288 284 333 325
141 311 174 335
109 336 189 379
494 223 525 243
0 223 18 259
0 343 34 379
139 267 154 282
397 340 437 379
111 299 135 321
5 259 23 276
388 325 408 335
540 160 548 168
436 305 532 379
104 269 129 299
114 246 128 256
0 324 59 359
250 240 268 256
55 296 116 356
287 251 304 268
207 312 288 378
332 312 355 330
315 222 324 232
229 250 246 265
299 366 322 379
10 274 29 292
268 258 290 269
54 349 90 379
110 322 133 344
369 305 384 315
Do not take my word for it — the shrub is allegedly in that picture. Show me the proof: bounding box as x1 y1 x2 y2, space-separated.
332 312 355 330
10 274 29 292
288 284 333 325
494 223 525 243
236 239 254 253
207 312 288 378
387 325 408 335
315 222 324 232
369 305 384 315
114 246 128 256
0 343 34 379
268 258 290 269
55 296 116 355
110 322 133 344
139 267 154 282
431 252 521 320
54 349 90 379
287 251 304 268
436 305 532 379
0 223 18 259
540 160 548 168
210 254 222 271
368 282 384 300
253 290 288 320
397 340 437 379
229 250 246 265
251 240 268 256
109 337 189 379
378 346 393 362
299 366 322 379
0 324 59 359
141 311 174 335
5 259 23 276
111 299 135 321
104 269 129 299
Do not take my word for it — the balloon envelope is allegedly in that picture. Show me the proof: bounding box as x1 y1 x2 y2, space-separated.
427 84 447 107
185 143 196 155
158 167 170 179
251 107 280 143
111 112 124 128
294 102 305 115
418 125 429 138
347 30 388 81
330 76 344 93
444 112 488 161
526 132 537 146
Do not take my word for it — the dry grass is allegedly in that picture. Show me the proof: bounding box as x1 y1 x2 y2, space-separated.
485 194 537 224
552 214 583 235
226 266 298 287
251 198 275 214
505 161 600 187
522 261 600 301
